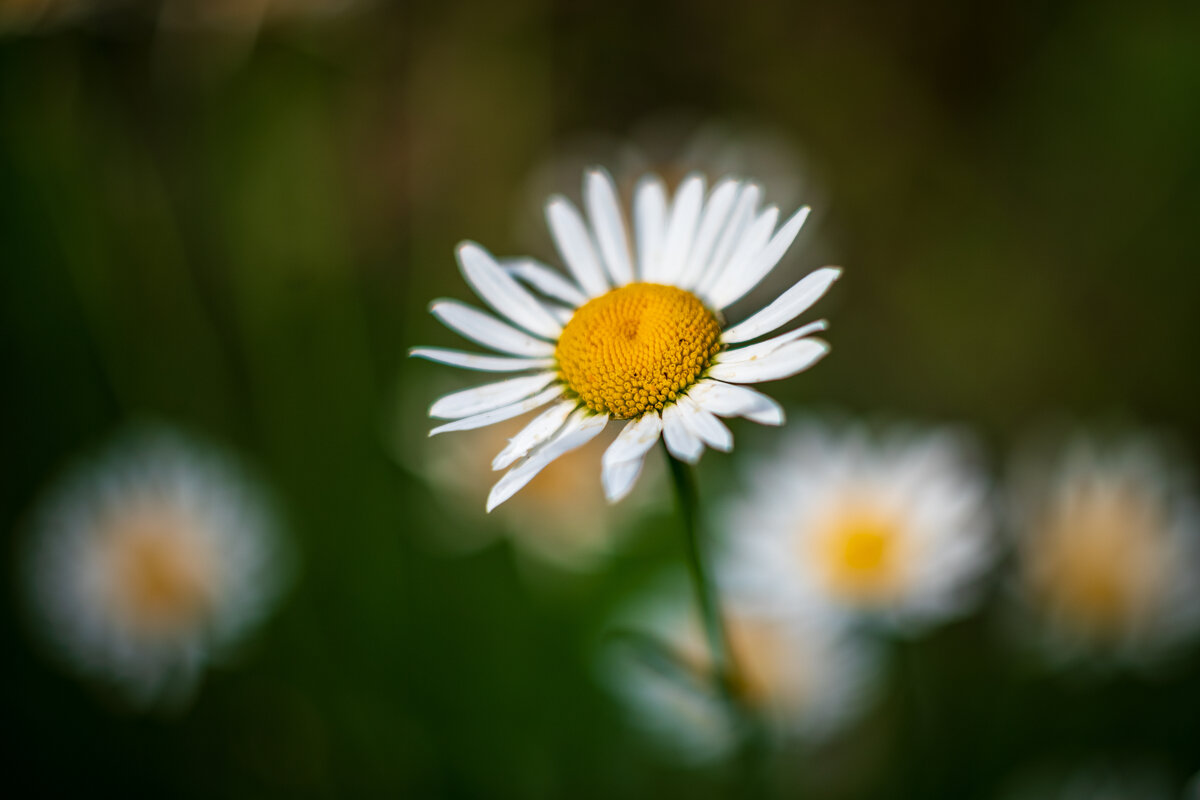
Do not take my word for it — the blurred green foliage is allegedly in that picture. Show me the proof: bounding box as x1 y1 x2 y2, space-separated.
3 0 1200 797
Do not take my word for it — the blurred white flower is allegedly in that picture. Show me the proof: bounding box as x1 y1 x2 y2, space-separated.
1007 432 1200 665
523 114 819 224
599 573 878 763
719 419 996 633
422 419 662 571
21 428 291 709
518 114 827 305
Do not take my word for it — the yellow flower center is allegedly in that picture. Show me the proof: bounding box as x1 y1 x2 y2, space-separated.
1029 482 1169 640
555 283 722 419
812 507 904 602
676 614 802 711
99 504 218 636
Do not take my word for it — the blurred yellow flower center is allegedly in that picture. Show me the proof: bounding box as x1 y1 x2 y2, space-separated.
678 614 799 711
1029 482 1168 640
814 508 902 601
555 283 722 419
725 617 795 709
99 506 218 636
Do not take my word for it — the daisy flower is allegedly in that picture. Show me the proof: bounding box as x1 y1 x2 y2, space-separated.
520 114 818 240
719 420 995 632
1007 432 1200 664
420 420 662 571
411 168 840 510
600 573 878 762
21 428 290 708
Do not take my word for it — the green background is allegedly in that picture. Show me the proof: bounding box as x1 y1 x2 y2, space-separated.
3 0 1200 796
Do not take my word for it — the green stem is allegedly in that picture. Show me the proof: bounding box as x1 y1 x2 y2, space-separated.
663 446 738 706
665 447 777 797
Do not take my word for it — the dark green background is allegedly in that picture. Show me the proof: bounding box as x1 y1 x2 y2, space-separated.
3 0 1200 796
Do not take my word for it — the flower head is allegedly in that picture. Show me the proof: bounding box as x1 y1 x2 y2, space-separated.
1007 432 1200 664
421 419 661 571
412 168 840 510
599 573 878 762
21 428 291 708
719 420 996 632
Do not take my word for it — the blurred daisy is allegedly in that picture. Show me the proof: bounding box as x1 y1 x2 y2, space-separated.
719 420 995 632
412 168 840 510
520 114 820 245
1008 432 1200 664
421 419 662 571
600 573 878 763
21 428 290 708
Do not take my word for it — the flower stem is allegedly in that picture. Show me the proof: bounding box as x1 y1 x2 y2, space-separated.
665 448 776 797
663 447 738 705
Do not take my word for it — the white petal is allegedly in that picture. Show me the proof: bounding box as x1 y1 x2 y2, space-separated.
602 412 664 466
430 300 557 357
457 242 563 339
678 395 732 452
720 267 842 343
487 409 609 512
709 206 810 309
429 372 557 420
428 386 564 435
677 179 739 289
600 459 643 504
600 413 663 502
502 258 587 308
492 399 577 470
584 168 634 286
716 320 828 363
706 338 829 383
705 205 779 310
634 175 668 282
547 197 609 297
686 380 785 426
657 174 705 286
695 183 760 296
409 347 556 373
662 403 704 463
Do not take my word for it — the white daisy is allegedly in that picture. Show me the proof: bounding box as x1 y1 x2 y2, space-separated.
599 572 878 763
520 115 818 243
1007 432 1200 664
21 428 291 708
719 420 995 632
411 168 840 510
421 420 663 571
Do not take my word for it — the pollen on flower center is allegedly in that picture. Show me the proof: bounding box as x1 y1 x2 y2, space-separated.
555 283 722 419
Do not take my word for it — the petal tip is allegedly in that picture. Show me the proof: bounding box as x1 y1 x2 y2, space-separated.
586 165 612 182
